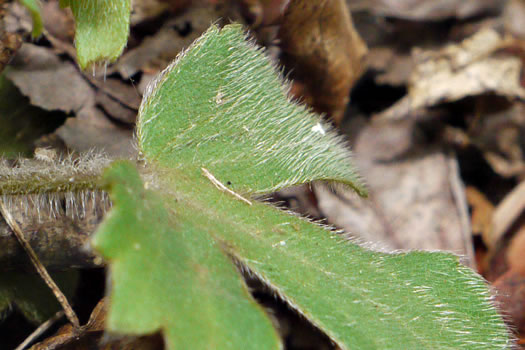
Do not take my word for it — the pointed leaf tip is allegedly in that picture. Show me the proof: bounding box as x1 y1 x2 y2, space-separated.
62 0 131 69
137 24 366 196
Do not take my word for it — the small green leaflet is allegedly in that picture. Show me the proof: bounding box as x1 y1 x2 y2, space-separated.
92 161 280 349
60 0 131 69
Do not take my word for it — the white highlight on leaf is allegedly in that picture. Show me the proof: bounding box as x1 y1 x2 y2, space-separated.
272 240 286 247
311 122 326 135
215 91 224 105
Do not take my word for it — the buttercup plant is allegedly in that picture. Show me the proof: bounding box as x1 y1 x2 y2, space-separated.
1 1 513 349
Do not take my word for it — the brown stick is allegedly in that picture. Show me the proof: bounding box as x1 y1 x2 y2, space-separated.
0 201 80 329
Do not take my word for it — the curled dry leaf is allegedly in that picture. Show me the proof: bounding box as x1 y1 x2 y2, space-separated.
6 44 94 114
95 90 137 125
39 1 78 59
41 1 75 45
5 43 136 156
376 29 525 121
278 0 367 125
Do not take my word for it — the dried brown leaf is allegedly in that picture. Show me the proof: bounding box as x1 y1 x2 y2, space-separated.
111 3 218 79
376 29 525 121
95 91 137 125
316 118 474 263
87 77 141 110
367 47 413 86
56 107 135 158
41 1 75 44
6 44 94 114
504 0 525 40
131 0 170 25
278 0 367 125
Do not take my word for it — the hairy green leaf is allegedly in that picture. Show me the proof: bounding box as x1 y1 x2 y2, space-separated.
166 173 510 349
95 25 511 349
92 161 281 349
60 0 131 69
137 26 365 196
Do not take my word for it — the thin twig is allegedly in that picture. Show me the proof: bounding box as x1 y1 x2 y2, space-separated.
15 310 65 350
0 202 80 329
201 168 252 205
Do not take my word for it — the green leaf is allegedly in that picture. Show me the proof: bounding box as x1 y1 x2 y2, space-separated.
60 0 131 69
20 0 43 37
92 161 281 349
169 177 510 349
137 25 366 196
95 24 510 349
0 271 78 323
